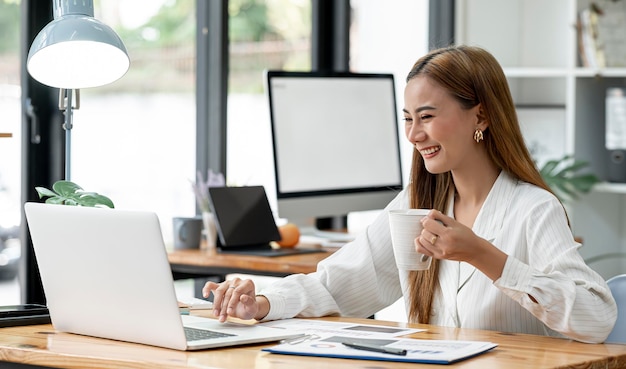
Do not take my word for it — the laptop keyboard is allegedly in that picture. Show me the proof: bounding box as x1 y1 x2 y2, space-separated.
184 326 236 342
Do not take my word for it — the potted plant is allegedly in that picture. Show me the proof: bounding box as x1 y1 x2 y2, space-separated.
35 180 114 208
539 155 600 204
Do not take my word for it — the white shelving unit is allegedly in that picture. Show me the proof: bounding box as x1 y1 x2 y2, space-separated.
455 0 626 279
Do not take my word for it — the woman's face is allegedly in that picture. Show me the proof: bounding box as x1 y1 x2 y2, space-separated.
403 76 482 174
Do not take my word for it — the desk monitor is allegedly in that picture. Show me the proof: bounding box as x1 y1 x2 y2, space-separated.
266 70 403 234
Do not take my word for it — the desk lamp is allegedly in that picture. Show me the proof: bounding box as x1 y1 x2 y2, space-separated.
27 0 130 180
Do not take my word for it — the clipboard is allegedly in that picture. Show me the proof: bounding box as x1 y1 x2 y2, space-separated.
262 335 497 365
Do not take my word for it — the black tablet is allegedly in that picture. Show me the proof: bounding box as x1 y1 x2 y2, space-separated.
208 186 325 257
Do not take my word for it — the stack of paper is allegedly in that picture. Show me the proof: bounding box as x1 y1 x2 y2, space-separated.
260 319 497 364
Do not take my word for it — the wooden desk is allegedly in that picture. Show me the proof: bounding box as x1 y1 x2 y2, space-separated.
0 316 625 369
168 246 336 280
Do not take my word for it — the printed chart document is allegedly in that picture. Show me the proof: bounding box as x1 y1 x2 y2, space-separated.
260 319 497 364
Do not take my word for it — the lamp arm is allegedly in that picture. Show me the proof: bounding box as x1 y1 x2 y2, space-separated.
58 89 79 181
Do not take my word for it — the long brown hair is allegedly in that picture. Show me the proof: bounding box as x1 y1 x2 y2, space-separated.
405 45 555 324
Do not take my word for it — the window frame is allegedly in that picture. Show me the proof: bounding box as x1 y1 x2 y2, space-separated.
20 0 352 304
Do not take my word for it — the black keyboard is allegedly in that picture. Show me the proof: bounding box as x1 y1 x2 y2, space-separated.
184 326 236 341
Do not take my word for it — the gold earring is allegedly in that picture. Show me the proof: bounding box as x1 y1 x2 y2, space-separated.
474 129 483 143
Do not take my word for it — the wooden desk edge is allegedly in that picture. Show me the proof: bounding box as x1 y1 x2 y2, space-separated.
168 247 336 277
1 317 626 369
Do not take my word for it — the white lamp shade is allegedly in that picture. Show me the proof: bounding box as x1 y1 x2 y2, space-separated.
27 15 130 89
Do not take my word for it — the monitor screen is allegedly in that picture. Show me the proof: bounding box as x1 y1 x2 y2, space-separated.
266 71 403 232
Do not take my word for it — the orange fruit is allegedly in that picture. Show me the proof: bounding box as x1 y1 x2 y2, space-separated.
277 223 300 248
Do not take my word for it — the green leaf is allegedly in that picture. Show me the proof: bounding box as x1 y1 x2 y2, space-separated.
78 193 115 208
52 180 83 197
44 197 65 205
35 186 57 198
539 158 561 177
554 161 588 178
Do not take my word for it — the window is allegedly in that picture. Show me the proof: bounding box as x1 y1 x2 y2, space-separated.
226 0 311 212
19 1 429 305
73 0 315 244
72 1 196 247
0 0 21 304
56 0 428 243
68 0 315 245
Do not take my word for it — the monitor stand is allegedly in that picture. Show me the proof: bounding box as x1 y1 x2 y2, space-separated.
315 216 347 231
293 216 355 245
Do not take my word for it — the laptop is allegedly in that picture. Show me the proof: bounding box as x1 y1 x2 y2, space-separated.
24 202 300 351
208 186 327 257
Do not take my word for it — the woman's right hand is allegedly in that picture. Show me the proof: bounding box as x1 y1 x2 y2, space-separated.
202 277 268 322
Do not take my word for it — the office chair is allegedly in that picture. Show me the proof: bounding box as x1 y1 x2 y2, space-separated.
606 274 626 344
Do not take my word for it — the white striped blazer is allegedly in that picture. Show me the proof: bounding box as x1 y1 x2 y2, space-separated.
259 171 617 343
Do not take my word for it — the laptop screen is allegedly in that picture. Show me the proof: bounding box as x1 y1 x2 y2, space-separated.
208 186 281 249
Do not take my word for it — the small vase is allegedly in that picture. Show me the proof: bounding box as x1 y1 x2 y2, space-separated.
201 211 217 251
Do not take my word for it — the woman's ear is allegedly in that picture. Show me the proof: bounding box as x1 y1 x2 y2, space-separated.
476 104 489 131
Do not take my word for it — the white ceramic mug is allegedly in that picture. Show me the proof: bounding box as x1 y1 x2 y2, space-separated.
172 216 203 249
388 209 432 271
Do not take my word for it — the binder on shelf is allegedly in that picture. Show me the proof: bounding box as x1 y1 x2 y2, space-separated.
595 0 626 68
577 1 626 68
577 7 605 68
606 88 626 183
